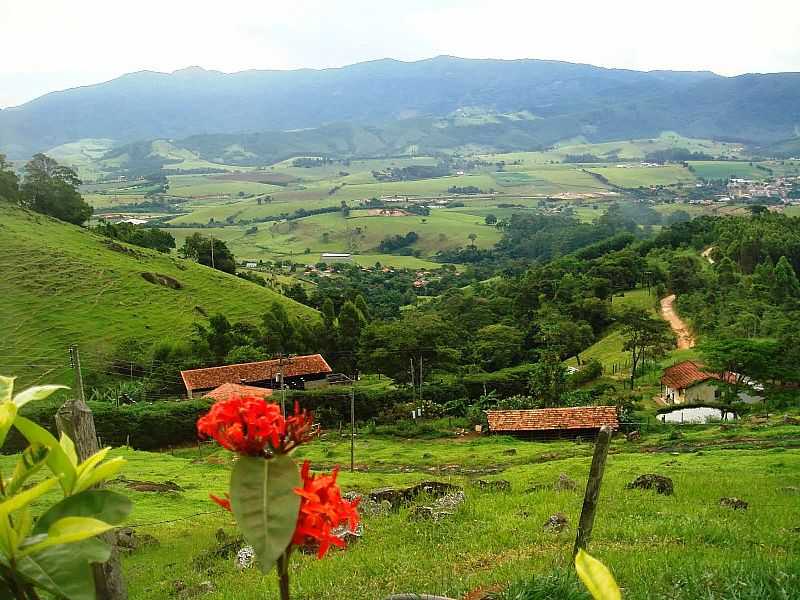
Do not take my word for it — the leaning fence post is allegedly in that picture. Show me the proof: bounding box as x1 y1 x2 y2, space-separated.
573 425 613 557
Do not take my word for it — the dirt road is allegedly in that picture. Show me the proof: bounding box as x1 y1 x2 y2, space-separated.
660 294 695 349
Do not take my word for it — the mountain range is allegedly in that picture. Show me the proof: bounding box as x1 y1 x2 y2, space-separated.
1 55 799 160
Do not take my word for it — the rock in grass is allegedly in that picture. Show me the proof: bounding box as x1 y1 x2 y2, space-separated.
235 546 255 570
503 448 517 456
116 528 159 552
471 479 511 492
720 497 748 510
626 473 674 496
543 512 569 533
554 473 577 492
369 481 462 509
626 430 641 442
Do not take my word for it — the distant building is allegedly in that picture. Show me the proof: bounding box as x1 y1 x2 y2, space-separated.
180 354 332 398
202 383 273 402
486 406 619 440
244 261 258 269
321 253 352 263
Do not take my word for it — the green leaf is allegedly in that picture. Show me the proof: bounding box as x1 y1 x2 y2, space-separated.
0 376 14 404
6 444 50 496
60 433 78 467
0 477 59 517
12 385 68 409
20 517 113 557
35 490 131 535
230 454 301 574
16 538 109 600
75 447 110 480
0 403 18 451
14 417 77 494
73 457 125 494
575 549 622 600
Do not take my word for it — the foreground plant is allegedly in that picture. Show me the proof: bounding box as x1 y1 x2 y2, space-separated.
0 376 131 600
198 396 359 600
575 549 622 600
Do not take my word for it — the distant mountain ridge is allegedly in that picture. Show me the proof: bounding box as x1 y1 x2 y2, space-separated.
1 55 799 158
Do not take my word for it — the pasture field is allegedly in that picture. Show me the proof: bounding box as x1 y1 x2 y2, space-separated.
169 209 499 264
167 174 284 198
6 426 795 600
585 165 695 188
0 203 316 386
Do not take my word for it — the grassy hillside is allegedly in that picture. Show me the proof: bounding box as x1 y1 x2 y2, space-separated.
0 203 318 385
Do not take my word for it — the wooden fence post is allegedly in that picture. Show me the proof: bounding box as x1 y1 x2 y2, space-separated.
59 345 128 600
573 425 613 557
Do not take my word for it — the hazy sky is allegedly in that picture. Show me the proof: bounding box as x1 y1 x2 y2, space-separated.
1 0 799 108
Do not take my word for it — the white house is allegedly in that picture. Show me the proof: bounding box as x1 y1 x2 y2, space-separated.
660 361 723 405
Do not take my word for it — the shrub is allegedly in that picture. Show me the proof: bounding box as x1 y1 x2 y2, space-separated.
568 360 603 387
462 364 537 398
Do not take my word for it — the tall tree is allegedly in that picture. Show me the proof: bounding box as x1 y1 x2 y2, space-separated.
773 256 800 305
19 153 92 224
528 351 568 407
179 233 236 274
618 307 674 389
0 154 19 202
336 301 366 376
261 303 296 355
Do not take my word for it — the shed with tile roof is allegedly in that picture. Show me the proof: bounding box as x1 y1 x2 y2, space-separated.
180 354 332 398
202 383 274 402
486 406 619 440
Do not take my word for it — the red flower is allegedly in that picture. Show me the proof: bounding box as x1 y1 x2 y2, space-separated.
210 493 232 512
292 461 360 558
197 397 286 455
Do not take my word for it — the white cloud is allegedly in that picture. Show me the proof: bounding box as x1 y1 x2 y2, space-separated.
0 0 798 107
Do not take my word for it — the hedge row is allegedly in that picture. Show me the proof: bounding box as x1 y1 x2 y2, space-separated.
4 398 214 453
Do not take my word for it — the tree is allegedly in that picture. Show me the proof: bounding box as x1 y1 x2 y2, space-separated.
284 282 310 306
262 303 296 355
528 352 567 407
19 153 92 224
0 153 19 202
467 232 478 248
618 307 674 389
193 314 234 364
179 233 236 273
336 301 366 376
773 256 800 305
484 214 497 225
354 294 370 321
472 324 523 371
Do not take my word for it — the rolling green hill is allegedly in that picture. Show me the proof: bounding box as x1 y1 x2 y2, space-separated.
0 202 318 385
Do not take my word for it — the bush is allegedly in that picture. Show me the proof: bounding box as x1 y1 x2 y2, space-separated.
289 386 413 426
462 364 537 398
568 360 603 387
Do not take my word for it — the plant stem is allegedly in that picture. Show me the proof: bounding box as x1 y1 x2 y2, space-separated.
276 550 291 600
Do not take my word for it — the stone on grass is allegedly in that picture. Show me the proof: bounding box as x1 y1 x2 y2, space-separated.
543 512 569 533
369 481 461 509
626 474 674 496
554 473 577 492
235 546 256 570
407 491 465 522
471 479 511 492
626 431 641 442
719 497 748 510
502 448 517 456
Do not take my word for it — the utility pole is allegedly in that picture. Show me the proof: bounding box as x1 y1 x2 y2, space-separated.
350 380 355 473
278 353 286 417
210 233 215 270
418 355 423 407
62 345 128 600
409 358 415 404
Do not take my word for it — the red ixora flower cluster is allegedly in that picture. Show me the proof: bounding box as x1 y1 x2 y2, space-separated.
292 460 360 558
197 397 313 456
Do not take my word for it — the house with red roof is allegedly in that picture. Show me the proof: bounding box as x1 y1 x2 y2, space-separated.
486 406 619 440
660 360 723 405
180 354 332 398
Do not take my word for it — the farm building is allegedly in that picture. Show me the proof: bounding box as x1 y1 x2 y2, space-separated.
321 253 352 263
486 406 619 440
180 354 332 398
660 361 723 405
202 383 273 402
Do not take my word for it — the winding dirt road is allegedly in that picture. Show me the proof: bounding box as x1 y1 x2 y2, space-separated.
660 294 695 349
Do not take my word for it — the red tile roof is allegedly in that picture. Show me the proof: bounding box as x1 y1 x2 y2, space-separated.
202 383 273 402
487 406 619 432
181 354 332 393
660 361 719 390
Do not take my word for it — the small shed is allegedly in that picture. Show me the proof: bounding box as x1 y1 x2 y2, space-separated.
486 406 619 440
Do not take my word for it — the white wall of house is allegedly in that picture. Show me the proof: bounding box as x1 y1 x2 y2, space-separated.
664 381 720 404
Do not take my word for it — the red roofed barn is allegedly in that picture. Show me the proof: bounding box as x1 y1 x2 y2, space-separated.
181 354 332 398
487 406 619 440
202 383 273 402
660 360 722 405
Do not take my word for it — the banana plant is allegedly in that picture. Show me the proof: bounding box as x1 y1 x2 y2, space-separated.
0 376 132 600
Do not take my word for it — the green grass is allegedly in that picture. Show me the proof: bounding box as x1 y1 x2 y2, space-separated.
585 165 695 188
0 203 318 386
687 161 768 180
12 429 795 600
